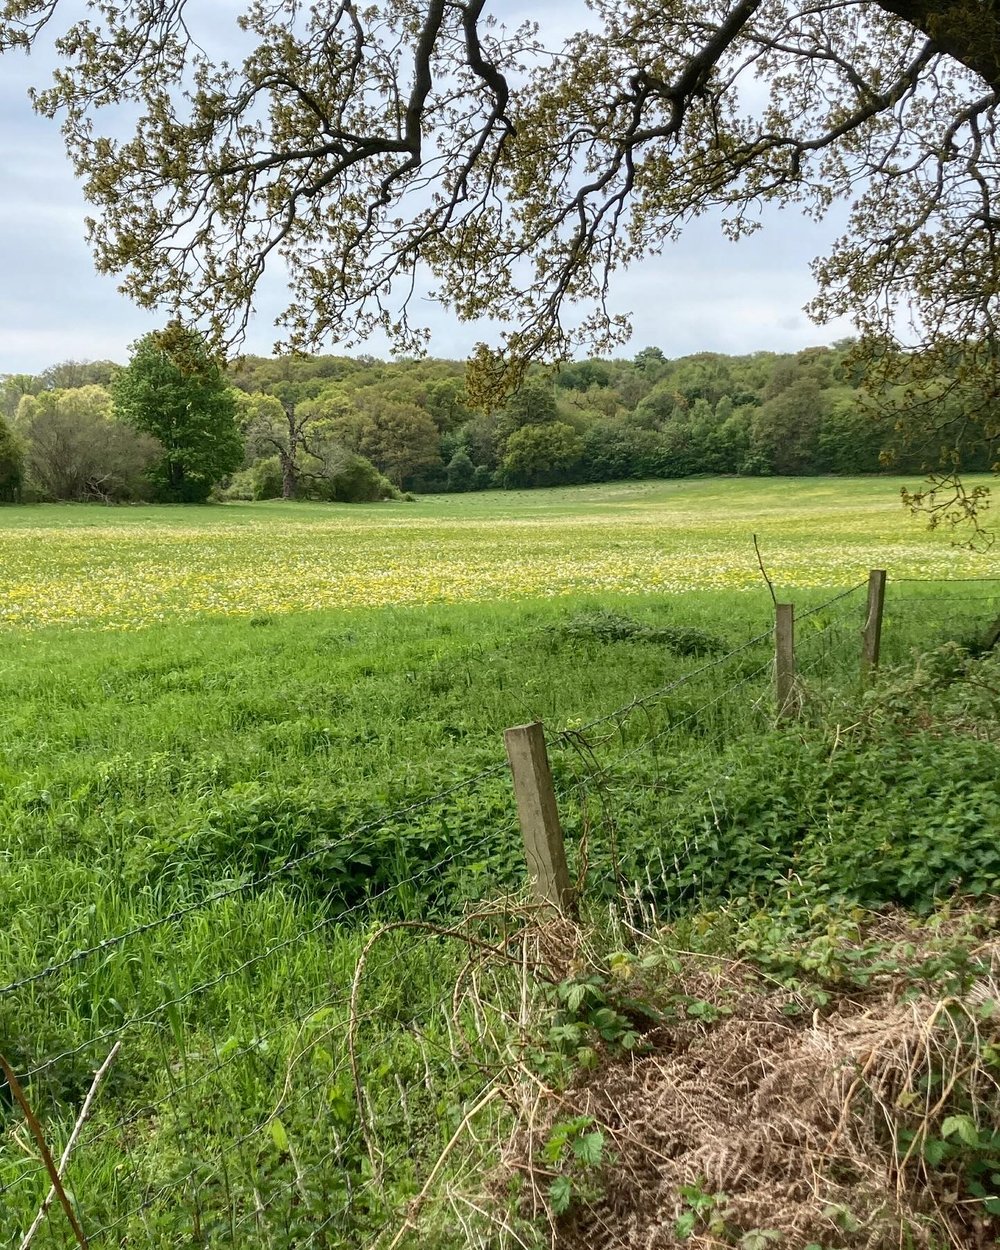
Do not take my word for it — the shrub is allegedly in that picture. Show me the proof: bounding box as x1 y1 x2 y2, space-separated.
329 453 400 502
446 449 476 492
251 456 284 500
17 387 159 501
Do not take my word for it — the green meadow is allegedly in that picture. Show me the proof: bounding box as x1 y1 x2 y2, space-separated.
0 477 988 629
1 477 998 1247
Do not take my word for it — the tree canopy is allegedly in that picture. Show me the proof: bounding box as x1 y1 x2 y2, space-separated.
16 384 160 502
11 342 985 500
2 0 999 514
112 323 243 502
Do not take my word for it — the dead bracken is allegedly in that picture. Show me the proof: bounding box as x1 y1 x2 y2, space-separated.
494 909 1000 1249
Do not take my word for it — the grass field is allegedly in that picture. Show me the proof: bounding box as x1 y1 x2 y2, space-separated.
0 477 989 629
1 477 999 1248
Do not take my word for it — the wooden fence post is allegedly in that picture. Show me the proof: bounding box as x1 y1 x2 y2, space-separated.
775 603 796 718
503 722 572 914
861 569 887 680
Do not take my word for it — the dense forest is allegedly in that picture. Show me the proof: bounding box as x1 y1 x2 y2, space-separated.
0 340 993 503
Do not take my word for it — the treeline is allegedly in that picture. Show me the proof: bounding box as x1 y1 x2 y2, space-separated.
0 340 992 503
224 342 898 497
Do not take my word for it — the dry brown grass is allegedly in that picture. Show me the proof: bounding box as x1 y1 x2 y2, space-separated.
493 909 1000 1250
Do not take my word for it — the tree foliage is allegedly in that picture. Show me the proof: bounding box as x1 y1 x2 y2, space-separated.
111 323 243 502
15 385 160 501
4 1 1000 518
0 414 23 502
502 421 584 487
12 341 994 498
236 389 330 500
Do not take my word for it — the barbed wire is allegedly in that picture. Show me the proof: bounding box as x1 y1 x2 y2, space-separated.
556 659 775 786
553 581 871 743
78 987 463 1245
0 575 948 1006
887 595 999 606
892 576 1000 584
552 626 773 740
0 766 510 1001
71 964 514 1250
11 828 505 1084
795 581 867 621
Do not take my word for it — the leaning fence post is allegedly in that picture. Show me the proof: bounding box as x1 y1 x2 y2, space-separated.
775 603 796 718
861 569 887 681
503 722 572 914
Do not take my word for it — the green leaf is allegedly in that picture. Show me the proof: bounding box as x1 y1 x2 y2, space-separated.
542 1131 568 1165
564 982 587 1013
740 1232 783 1250
549 1176 573 1216
268 1118 289 1154
674 1212 697 1240
923 1137 949 1167
941 1114 979 1147
572 1130 604 1167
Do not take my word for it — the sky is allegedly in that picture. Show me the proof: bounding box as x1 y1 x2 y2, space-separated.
0 2 855 377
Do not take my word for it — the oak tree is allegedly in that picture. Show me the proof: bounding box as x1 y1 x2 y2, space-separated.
3 0 1000 518
236 387 335 500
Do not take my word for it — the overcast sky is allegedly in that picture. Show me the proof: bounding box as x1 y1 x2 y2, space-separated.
0 3 855 377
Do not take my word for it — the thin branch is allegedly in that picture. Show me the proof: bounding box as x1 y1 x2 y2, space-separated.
0 1053 89 1249
753 533 778 606
20 1042 123 1250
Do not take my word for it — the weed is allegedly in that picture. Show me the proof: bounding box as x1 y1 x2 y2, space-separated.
543 1115 607 1215
675 1178 731 1239
553 609 728 655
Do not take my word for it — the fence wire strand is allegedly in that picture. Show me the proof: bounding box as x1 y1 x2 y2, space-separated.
0 765 510 1001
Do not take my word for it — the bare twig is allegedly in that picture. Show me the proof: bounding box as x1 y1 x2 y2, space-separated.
753 532 778 606
348 918 557 1179
382 1085 502 1250
19 1042 122 1250
0 1053 90 1249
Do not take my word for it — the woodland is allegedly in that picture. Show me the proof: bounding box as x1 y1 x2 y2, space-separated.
1 338 993 504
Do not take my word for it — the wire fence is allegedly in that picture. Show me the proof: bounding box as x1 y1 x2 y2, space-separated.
2 572 999 1246
0 757 523 1248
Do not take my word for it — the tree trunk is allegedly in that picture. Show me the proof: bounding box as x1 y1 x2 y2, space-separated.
280 452 297 500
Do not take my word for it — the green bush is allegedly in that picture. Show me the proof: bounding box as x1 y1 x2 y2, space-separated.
446 449 476 492
219 467 258 501
251 455 284 500
328 453 399 502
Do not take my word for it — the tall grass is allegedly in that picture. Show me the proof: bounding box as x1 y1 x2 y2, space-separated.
0 480 997 1246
